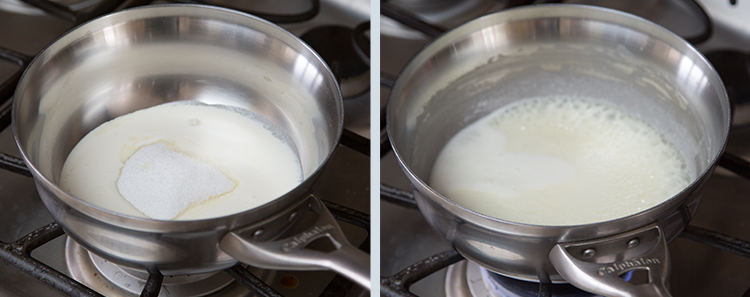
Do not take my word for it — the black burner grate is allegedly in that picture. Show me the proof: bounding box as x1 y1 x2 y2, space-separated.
380 249 464 297
0 223 101 297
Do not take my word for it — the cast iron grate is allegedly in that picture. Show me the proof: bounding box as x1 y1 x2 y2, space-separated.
17 0 321 25
0 0 369 296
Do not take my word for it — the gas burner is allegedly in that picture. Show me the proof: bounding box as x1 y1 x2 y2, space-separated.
65 238 259 296
446 261 595 297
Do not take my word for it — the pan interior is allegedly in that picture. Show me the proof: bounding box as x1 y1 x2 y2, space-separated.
389 15 728 221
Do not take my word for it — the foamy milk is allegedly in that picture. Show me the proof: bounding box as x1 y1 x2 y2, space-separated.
60 102 303 220
429 96 691 225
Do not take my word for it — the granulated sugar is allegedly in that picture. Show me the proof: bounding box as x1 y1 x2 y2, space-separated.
117 142 236 220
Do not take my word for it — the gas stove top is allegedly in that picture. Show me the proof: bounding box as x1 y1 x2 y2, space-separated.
380 1 750 296
0 0 370 296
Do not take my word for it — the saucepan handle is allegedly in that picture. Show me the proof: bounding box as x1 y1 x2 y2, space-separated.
219 194 370 289
548 223 671 297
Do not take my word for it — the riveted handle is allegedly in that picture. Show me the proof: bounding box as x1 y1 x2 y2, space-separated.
549 223 671 297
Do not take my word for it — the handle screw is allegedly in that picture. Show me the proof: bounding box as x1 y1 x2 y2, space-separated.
627 238 640 249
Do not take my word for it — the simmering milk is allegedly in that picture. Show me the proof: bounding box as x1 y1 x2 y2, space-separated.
60 101 303 220
429 96 691 225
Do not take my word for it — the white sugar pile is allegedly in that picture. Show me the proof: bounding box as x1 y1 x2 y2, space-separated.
117 143 236 220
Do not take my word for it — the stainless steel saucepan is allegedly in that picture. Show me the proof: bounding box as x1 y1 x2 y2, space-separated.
13 4 369 289
388 5 729 296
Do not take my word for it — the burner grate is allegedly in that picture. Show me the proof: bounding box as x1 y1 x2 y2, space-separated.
17 0 126 24
379 1 445 39
381 250 464 297
17 0 321 25
0 223 102 297
169 0 320 24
